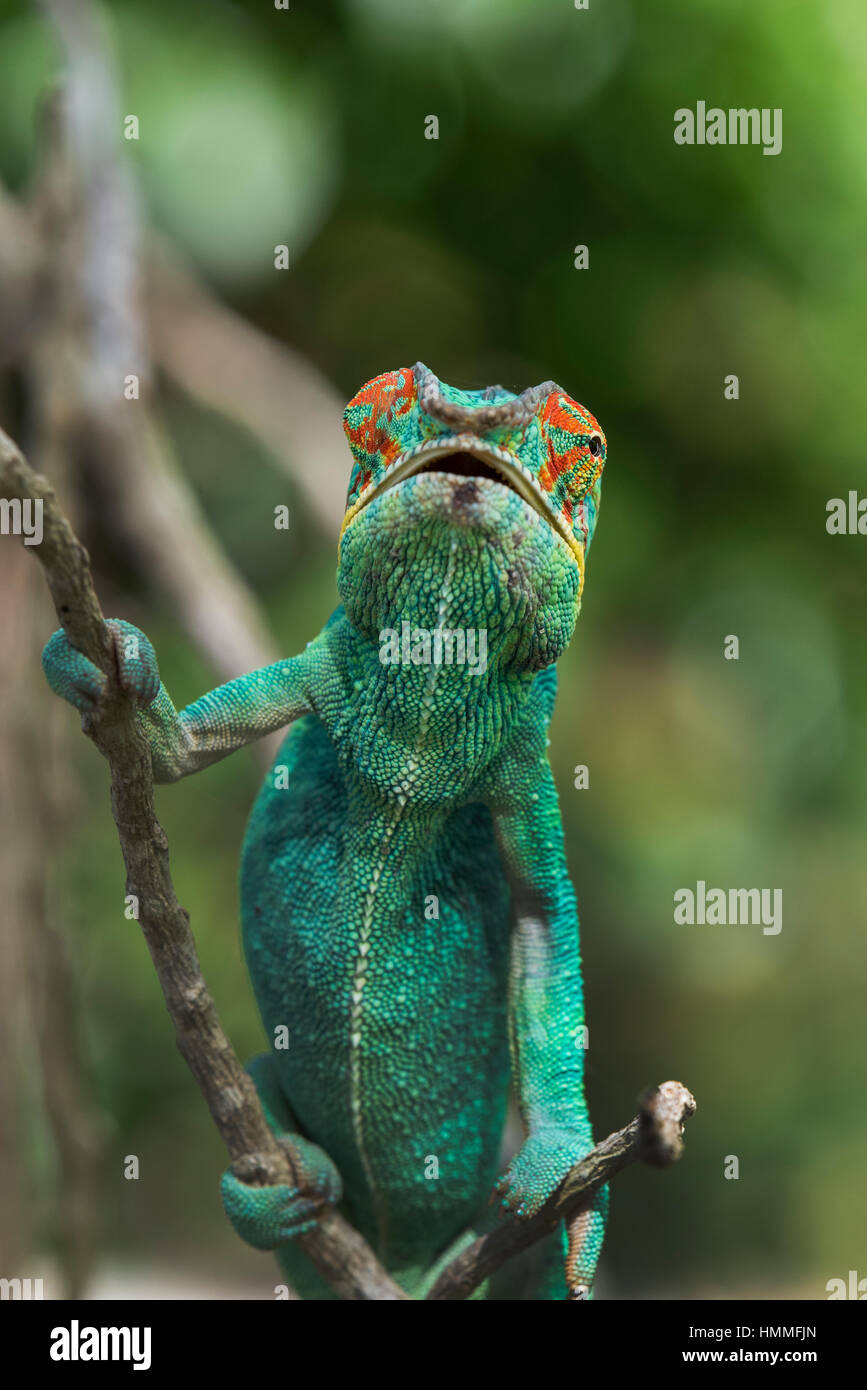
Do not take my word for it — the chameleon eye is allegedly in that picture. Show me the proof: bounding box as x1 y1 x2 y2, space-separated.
588 435 603 457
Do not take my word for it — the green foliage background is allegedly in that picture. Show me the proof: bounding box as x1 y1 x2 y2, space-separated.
3 0 865 1295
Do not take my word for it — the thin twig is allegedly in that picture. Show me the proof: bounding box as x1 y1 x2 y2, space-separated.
426 1081 696 1300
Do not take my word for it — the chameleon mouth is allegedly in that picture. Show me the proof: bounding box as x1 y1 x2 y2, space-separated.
415 450 507 487
340 435 584 579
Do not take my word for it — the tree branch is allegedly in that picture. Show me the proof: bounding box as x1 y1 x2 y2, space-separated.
426 1080 696 1300
146 238 348 538
0 426 407 1301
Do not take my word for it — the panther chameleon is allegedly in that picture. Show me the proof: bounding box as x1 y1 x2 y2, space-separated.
42 362 609 1299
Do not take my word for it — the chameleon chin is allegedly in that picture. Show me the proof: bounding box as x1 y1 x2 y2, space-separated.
42 361 608 1299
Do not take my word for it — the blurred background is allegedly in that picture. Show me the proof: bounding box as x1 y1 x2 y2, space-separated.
0 0 865 1299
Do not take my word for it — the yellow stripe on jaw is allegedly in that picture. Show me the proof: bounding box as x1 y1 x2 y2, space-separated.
339 436 587 595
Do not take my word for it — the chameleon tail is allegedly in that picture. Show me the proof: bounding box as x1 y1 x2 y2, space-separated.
564 1183 609 1300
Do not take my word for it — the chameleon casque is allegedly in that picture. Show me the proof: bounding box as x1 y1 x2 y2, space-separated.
42 362 609 1300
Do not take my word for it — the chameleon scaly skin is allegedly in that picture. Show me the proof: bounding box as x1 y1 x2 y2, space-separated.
43 362 608 1299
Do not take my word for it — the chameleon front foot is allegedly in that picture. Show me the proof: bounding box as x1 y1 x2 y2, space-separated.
43 618 160 713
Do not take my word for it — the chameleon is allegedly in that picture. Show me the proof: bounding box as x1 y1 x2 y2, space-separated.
42 362 608 1300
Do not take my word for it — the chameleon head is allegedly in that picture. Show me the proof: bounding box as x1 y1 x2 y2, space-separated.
337 363 606 671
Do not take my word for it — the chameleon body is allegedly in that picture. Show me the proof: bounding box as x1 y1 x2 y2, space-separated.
43 362 608 1299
